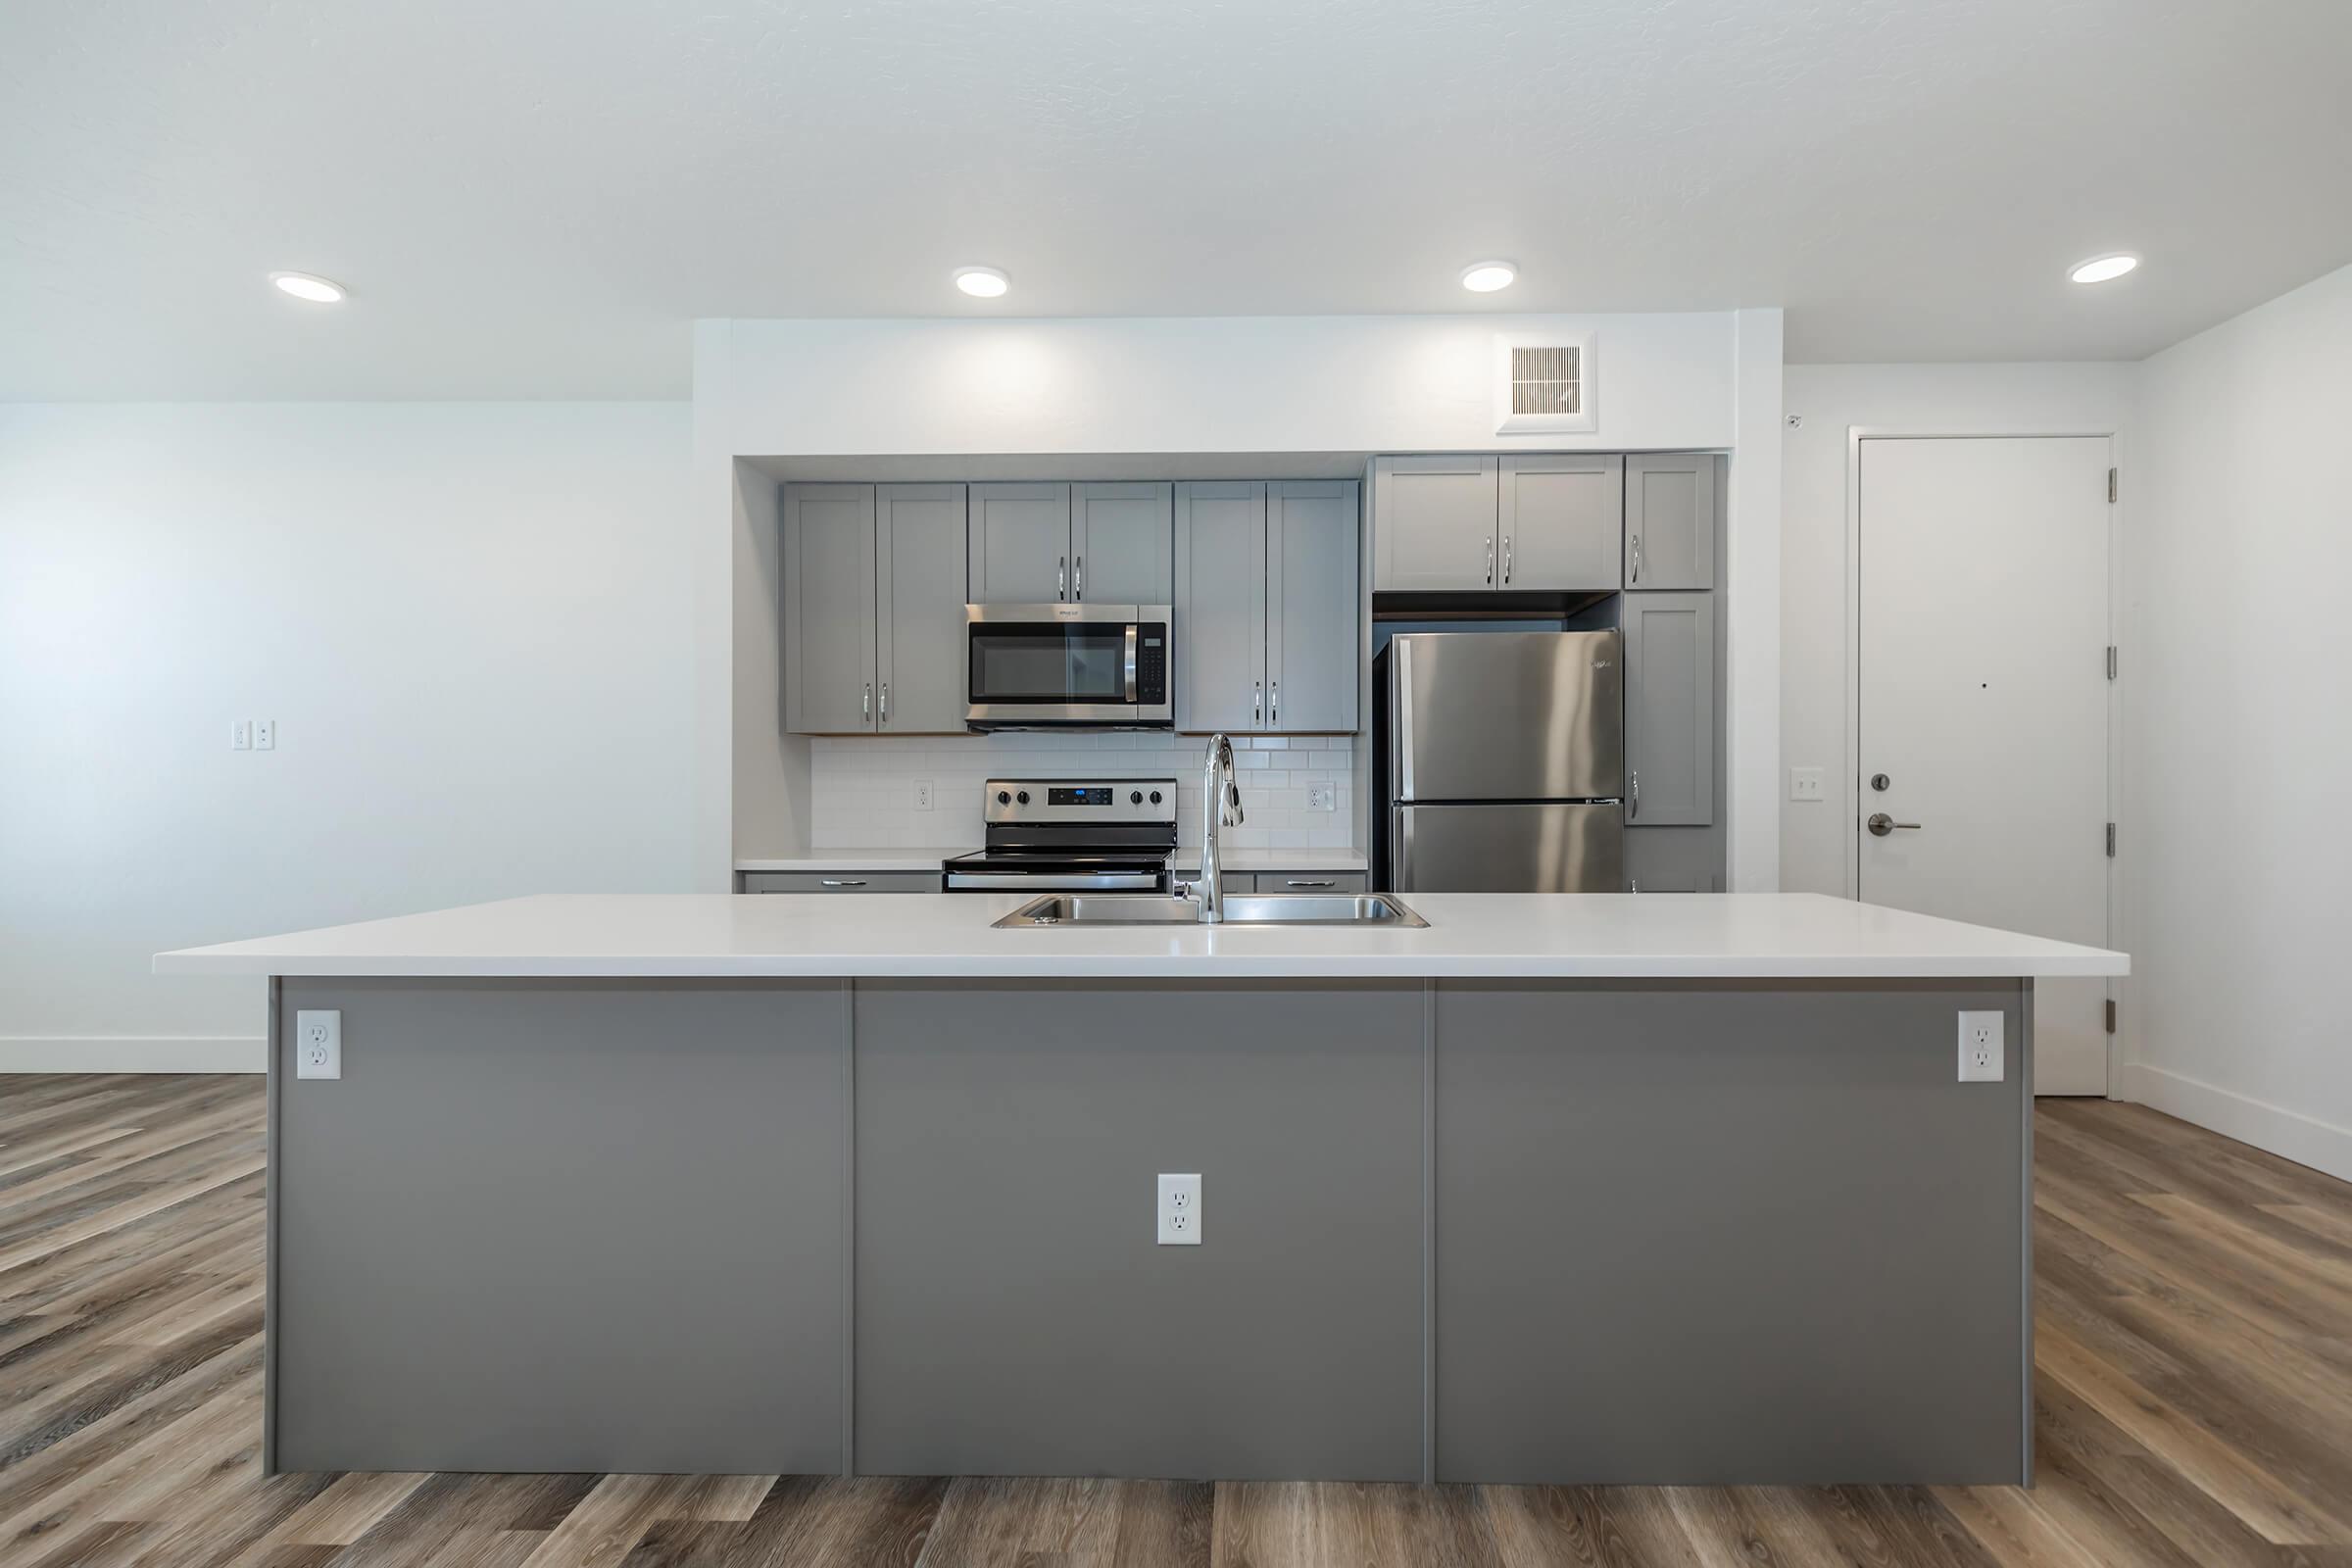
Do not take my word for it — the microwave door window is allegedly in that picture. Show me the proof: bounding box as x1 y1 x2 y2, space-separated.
972 625 1128 703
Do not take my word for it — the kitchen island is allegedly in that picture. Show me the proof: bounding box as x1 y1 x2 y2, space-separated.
158 892 2125 1487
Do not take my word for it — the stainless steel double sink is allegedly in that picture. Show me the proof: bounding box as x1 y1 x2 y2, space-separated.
993 892 1428 928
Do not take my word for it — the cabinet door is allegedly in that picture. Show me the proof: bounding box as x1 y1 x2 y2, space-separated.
783 484 877 734
1173 482 1267 732
1499 455 1622 590
1623 591 1714 826
1072 482 1173 605
1625 453 1716 591
876 484 968 733
966 483 1072 603
1623 827 1720 893
1266 480 1360 733
1372 457 1498 591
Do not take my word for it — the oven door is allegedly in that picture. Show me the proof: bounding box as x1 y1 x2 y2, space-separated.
964 604 1172 727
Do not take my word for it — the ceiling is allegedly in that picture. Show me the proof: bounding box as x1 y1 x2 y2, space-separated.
5 0 2349 399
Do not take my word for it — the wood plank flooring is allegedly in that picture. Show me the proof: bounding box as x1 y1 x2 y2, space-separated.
5 1074 2351 1566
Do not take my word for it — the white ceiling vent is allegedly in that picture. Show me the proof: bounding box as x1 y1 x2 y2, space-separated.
1494 330 1598 435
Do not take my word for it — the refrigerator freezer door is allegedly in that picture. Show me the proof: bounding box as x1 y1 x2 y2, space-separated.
1390 804 1626 893
1390 632 1624 802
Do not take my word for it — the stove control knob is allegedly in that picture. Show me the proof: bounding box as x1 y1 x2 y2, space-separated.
1016 790 1031 805
1130 790 1144 805
1149 790 1163 805
997 790 1011 806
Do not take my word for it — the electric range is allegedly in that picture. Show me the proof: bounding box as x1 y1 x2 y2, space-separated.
942 778 1178 892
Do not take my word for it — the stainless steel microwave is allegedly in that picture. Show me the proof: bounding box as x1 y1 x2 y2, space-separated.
964 603 1172 729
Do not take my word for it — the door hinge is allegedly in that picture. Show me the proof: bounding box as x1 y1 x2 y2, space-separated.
2107 467 2118 503
2105 999 2118 1035
2105 822 2117 858
2106 645 2118 680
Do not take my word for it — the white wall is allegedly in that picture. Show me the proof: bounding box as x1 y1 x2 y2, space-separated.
699 311 1782 884
2126 263 2352 1179
0 403 698 1070
1779 364 2138 896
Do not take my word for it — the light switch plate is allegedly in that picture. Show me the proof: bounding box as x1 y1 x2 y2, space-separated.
230 719 253 751
1957 1010 2004 1082
1156 1172 1200 1245
295 1009 341 1080
1788 767 1825 802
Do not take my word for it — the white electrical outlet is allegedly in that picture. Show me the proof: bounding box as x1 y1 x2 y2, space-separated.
230 719 253 751
912 779 933 811
295 1009 341 1080
1957 1010 2004 1082
1156 1172 1201 1246
1305 783 1337 811
253 718 275 751
1788 767 1825 802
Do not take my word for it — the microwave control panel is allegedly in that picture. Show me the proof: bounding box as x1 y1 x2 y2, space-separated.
1137 631 1167 704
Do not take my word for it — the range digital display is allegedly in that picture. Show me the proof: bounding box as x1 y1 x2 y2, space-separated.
1048 787 1112 806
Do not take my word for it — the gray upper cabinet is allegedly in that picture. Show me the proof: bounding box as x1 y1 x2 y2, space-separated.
1372 457 1498 591
1072 482 1173 605
1625 453 1717 591
1173 482 1267 732
783 484 879 734
1499 455 1623 590
1623 591 1715 827
1266 481 1360 733
875 484 968 733
966 483 1072 603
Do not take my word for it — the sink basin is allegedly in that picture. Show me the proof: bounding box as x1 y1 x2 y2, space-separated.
994 892 1429 928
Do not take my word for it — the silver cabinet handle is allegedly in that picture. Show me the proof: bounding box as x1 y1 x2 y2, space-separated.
1269 680 1279 728
1252 679 1263 727
1503 535 1513 585
1629 769 1640 820
862 683 872 724
1285 878 1335 888
1866 813 1921 837
1631 532 1642 584
1485 535 1494 585
1074 555 1083 601
819 878 867 888
879 681 889 725
1058 556 1067 601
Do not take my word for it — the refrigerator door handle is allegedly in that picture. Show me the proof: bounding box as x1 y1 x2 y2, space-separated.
1394 638 1415 801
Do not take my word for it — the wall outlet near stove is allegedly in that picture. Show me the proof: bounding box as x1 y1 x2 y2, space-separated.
1305 782 1337 811
912 779 933 811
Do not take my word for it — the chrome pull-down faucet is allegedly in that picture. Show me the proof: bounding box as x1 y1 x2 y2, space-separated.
1196 733 1245 923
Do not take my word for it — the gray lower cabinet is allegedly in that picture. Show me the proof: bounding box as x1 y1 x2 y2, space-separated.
1626 452 1717 591
966 482 1072 603
1499 454 1622 590
1072 482 1173 604
1624 827 1718 893
1267 481 1360 732
740 870 942 893
1372 455 1498 590
1624 591 1715 827
876 484 967 731
1170 869 1254 896
783 484 879 733
1174 482 1268 731
1252 870 1366 893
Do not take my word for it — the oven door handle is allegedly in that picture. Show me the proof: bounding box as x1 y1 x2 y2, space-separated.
1124 622 1139 703
946 871 1164 891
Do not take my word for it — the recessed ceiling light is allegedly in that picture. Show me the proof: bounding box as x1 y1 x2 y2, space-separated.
1460 261 1517 293
270 271 347 304
954 266 1009 299
2069 255 2138 285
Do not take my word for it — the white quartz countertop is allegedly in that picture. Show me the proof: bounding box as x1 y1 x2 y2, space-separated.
734 849 1367 873
156 893 2128 980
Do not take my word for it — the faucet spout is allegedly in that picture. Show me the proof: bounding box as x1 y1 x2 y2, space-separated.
1198 733 1244 923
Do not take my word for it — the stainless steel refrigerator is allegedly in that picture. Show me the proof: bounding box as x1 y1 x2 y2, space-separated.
1372 631 1625 892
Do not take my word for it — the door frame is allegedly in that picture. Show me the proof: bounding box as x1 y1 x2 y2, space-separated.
1842 427 2128 1099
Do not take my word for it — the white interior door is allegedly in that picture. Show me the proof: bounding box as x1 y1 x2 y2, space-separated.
1858 436 2112 1096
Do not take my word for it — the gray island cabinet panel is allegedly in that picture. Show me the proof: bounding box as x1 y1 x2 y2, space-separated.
783 483 878 733
1626 451 1718 590
1266 479 1360 732
966 482 1073 603
875 483 968 732
1498 454 1623 590
1372 455 1498 590
852 978 1426 1481
1173 481 1268 732
1434 979 2030 1485
271 977 849 1475
1072 481 1173 604
1624 590 1715 826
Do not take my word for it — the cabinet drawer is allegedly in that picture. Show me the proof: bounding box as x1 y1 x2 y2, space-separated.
739 870 941 894
1171 871 1254 895
1253 871 1367 894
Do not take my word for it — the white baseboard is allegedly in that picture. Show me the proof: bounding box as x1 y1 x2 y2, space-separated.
0 1037 267 1074
2122 1062 2352 1185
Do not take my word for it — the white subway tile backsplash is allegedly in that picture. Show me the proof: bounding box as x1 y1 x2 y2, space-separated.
809 733 1356 850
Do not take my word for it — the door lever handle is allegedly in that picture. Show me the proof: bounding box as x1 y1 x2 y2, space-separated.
1866 812 1921 837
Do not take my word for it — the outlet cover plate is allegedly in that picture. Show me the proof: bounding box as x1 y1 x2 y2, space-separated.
1156 1172 1200 1245
1956 1010 2004 1082
295 1009 341 1080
